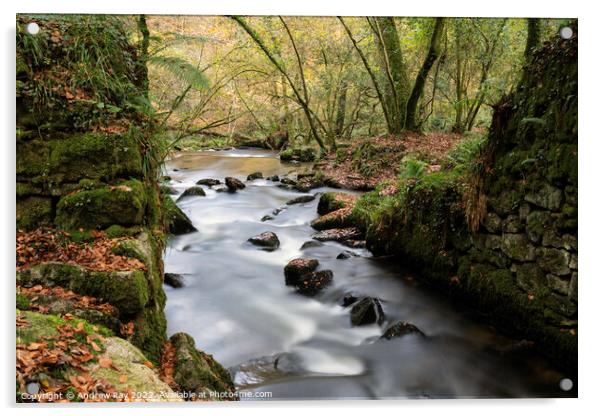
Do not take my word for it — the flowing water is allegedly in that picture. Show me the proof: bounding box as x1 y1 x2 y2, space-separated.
163 148 573 400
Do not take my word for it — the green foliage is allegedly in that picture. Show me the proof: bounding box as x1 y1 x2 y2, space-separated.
17 15 146 130
445 133 487 172
148 56 209 91
398 156 427 180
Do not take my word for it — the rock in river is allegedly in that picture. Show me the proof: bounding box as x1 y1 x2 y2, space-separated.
261 215 274 222
164 273 184 288
300 240 323 250
340 292 359 307
196 178 221 187
169 332 237 400
350 297 385 326
336 251 359 260
248 231 280 251
295 270 334 296
225 177 246 192
380 321 425 340
286 195 316 205
312 227 363 242
284 258 319 285
247 172 263 180
176 186 206 201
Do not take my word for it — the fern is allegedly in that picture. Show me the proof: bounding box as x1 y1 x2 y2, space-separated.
148 55 210 91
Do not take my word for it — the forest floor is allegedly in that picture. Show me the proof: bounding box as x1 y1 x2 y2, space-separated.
319 132 464 190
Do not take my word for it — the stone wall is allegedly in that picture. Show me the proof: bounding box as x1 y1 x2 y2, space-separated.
358 27 577 372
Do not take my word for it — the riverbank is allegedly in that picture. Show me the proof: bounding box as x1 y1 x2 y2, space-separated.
305 29 578 375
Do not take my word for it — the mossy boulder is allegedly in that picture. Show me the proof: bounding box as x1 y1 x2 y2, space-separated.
169 333 237 401
16 311 179 402
311 207 354 231
17 310 113 345
279 147 316 162
17 289 121 332
91 337 180 402
55 180 147 230
48 132 143 183
16 197 53 230
162 195 197 235
17 263 149 315
176 186 206 202
317 192 356 215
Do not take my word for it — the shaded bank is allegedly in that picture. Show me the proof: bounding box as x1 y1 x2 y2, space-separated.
350 25 578 373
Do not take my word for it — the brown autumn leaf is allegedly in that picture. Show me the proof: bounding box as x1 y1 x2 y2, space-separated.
98 356 113 369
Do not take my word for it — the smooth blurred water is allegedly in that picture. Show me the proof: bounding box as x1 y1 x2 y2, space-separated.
163 149 573 400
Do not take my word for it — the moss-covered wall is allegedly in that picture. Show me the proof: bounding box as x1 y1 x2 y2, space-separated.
16 16 167 363
355 27 577 373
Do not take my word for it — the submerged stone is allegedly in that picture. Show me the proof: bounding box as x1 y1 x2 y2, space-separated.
196 178 221 187
295 270 334 296
225 177 245 192
284 258 319 286
300 240 323 250
350 297 385 326
176 186 206 201
247 172 263 180
380 321 425 340
164 273 184 288
248 231 280 251
286 195 316 205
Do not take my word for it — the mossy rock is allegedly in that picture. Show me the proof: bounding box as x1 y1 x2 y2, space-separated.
162 195 197 235
91 337 180 402
169 332 237 401
47 132 143 183
17 263 149 315
55 180 147 230
111 239 149 265
280 147 316 162
317 192 356 215
16 310 113 345
17 290 120 333
16 311 179 402
311 207 354 231
16 196 53 230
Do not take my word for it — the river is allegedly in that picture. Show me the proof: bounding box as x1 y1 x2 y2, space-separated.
163 148 573 400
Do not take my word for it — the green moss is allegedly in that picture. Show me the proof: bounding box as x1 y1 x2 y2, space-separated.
162 194 196 235
16 310 112 346
111 239 149 265
17 263 149 315
16 293 30 310
105 224 142 238
47 132 143 183
170 332 236 397
130 305 167 364
55 179 147 230
16 197 53 230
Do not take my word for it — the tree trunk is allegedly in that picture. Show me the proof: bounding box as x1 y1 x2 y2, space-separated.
367 17 411 134
338 17 393 135
230 16 326 153
405 17 446 131
524 18 541 60
137 15 151 98
334 80 348 138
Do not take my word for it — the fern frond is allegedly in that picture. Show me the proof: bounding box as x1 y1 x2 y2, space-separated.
148 55 210 91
